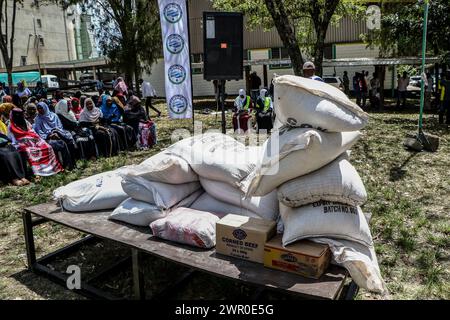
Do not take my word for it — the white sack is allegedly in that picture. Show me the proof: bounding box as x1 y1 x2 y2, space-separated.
241 128 361 196
121 175 200 209
120 151 198 184
150 207 223 249
109 189 203 227
167 133 258 187
273 75 368 132
311 238 386 293
199 177 278 221
190 192 260 218
280 201 373 247
278 153 367 207
53 168 128 212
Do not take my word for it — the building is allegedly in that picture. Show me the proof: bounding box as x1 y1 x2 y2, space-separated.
0 0 98 80
144 0 396 97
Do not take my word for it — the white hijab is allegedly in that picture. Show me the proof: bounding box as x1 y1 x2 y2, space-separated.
260 89 267 99
55 99 77 123
79 98 102 123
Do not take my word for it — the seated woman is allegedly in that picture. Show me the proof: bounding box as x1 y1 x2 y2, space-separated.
79 98 119 157
254 89 274 134
100 95 136 151
33 102 76 170
233 89 252 134
25 103 37 125
8 108 63 177
124 96 156 149
0 117 29 186
70 97 82 120
55 99 97 160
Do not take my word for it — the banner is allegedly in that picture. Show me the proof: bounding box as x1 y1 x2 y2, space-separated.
158 0 193 119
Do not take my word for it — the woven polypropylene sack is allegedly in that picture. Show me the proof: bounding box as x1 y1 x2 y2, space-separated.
199 177 278 221
241 128 361 196
274 75 368 132
280 201 373 247
277 153 367 207
53 168 129 212
189 192 260 218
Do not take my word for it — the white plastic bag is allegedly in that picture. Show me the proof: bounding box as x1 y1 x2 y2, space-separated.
200 177 278 221
241 128 361 196
280 201 373 247
277 153 367 207
189 192 260 218
273 75 368 132
53 169 128 212
150 207 223 249
121 176 201 209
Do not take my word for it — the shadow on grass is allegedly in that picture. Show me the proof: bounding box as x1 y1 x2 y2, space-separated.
389 152 419 182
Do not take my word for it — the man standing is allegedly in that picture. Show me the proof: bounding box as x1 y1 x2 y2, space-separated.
33 81 47 100
370 72 380 109
302 61 323 82
353 72 362 107
249 72 262 102
343 71 350 96
439 73 450 125
397 71 409 109
139 78 160 117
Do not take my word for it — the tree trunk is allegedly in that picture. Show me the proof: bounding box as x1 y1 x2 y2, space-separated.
313 30 326 77
264 0 304 75
7 66 13 91
134 65 141 95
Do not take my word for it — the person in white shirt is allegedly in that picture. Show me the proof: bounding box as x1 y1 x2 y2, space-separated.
397 71 409 109
139 79 160 117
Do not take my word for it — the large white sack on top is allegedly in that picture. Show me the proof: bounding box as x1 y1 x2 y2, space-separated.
120 151 198 185
199 177 278 221
53 168 129 212
241 127 361 196
190 192 260 218
280 201 373 247
109 189 203 227
273 75 368 132
167 132 258 187
121 175 201 209
277 153 367 207
150 207 223 249
311 238 386 294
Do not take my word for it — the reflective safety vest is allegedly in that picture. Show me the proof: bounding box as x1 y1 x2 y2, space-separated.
243 96 251 111
263 97 272 112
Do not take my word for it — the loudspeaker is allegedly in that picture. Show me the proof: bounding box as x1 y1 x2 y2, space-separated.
203 12 243 81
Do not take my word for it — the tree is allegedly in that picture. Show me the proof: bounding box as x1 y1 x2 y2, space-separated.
0 0 21 90
213 0 363 76
81 0 161 92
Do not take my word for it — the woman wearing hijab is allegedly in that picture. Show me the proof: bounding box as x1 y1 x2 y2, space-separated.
16 81 32 99
0 116 29 186
100 95 135 151
255 88 274 134
56 99 97 160
124 96 156 149
33 101 76 169
8 108 63 177
25 103 37 125
0 102 15 123
80 98 119 157
114 77 128 96
70 97 82 120
233 89 252 134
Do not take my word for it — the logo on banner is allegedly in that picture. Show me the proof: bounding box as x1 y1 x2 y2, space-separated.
163 3 182 23
166 34 185 54
169 95 188 114
168 64 186 84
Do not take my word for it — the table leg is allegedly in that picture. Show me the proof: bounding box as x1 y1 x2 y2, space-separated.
22 211 36 271
131 248 145 300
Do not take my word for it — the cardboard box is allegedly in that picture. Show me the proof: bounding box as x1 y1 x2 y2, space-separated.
264 235 331 279
216 214 276 263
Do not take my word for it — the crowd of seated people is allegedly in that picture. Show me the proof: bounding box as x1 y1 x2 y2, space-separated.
0 80 157 187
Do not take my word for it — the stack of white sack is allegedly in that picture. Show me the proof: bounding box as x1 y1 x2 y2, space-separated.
53 167 130 212
241 75 385 293
109 151 203 226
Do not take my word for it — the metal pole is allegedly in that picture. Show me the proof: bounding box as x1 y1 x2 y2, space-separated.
418 0 429 131
186 0 195 129
33 18 42 82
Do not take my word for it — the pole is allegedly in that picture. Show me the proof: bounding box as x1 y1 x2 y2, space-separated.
220 80 226 134
418 0 429 131
186 0 195 130
33 18 42 82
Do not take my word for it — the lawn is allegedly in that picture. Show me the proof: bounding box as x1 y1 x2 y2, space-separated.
0 99 448 300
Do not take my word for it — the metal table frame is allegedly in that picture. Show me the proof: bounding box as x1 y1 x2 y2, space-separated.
22 210 359 300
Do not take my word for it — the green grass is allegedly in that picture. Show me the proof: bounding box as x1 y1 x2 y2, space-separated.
0 100 449 300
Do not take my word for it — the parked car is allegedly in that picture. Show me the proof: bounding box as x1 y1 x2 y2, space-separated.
323 76 344 91
41 74 60 90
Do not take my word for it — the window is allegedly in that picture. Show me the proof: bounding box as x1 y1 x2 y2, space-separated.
191 53 203 74
20 56 27 66
323 44 333 60
36 19 42 28
269 47 291 69
39 37 45 47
